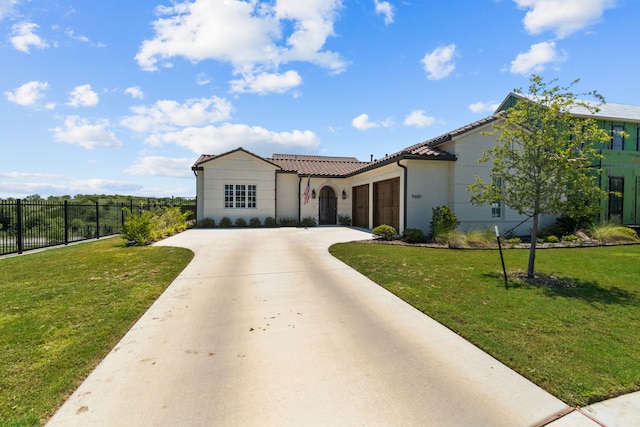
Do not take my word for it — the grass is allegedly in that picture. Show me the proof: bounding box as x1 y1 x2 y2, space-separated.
329 242 640 407
0 238 193 427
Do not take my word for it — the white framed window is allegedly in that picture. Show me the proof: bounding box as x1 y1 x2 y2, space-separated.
224 184 256 208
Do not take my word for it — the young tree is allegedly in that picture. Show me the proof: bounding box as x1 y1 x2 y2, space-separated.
467 75 612 278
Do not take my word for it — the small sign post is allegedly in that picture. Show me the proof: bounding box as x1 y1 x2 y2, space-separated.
495 226 508 290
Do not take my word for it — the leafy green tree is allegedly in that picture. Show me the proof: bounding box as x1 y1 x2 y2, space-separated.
467 75 611 278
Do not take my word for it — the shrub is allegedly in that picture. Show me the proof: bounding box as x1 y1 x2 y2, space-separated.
197 218 215 228
148 206 191 241
545 235 559 243
402 228 425 243
506 237 521 245
372 224 396 241
589 223 638 243
300 216 317 227
249 217 261 227
279 217 299 227
561 234 578 242
430 206 459 242
465 228 496 248
445 230 469 248
234 217 247 227
545 213 593 236
219 217 232 228
264 217 277 227
338 214 352 226
433 228 496 248
122 209 154 245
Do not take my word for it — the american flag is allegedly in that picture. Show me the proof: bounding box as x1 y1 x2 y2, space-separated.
303 176 311 205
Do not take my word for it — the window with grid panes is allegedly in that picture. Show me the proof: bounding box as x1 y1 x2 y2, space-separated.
224 184 257 208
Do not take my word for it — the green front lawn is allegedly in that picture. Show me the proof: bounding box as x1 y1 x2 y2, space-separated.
0 238 193 427
330 242 640 407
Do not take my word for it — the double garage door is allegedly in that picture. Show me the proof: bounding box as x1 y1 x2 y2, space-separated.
352 178 400 231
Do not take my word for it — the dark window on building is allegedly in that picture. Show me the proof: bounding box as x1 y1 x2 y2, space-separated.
608 177 624 223
610 124 624 150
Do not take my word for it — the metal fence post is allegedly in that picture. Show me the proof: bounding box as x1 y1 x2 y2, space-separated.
64 200 69 245
16 199 23 254
95 201 100 239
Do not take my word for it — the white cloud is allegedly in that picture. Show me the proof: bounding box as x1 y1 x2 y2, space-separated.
5 80 49 107
351 113 393 131
64 28 106 47
196 73 211 86
374 0 394 25
0 0 18 20
72 179 143 193
0 171 64 179
64 28 88 43
352 113 378 131
10 21 49 53
421 44 457 80
146 123 320 154
135 0 346 94
66 84 99 107
229 70 302 94
119 95 312 156
124 86 144 99
514 0 615 39
0 173 143 198
468 100 500 113
403 110 435 128
125 156 194 178
509 41 566 75
120 96 233 133
51 116 123 149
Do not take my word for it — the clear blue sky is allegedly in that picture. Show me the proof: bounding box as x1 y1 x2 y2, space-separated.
1 0 638 198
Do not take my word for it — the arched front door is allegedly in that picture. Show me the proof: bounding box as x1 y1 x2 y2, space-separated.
319 186 337 225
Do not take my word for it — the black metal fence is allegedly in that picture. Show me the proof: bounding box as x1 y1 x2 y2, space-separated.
0 198 196 256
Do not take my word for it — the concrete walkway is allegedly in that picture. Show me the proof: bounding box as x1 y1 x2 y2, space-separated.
46 228 634 426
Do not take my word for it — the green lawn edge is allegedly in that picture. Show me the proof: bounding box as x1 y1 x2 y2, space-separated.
0 238 194 427
329 242 640 407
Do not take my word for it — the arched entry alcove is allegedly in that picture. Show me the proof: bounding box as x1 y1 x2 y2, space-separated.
318 186 337 225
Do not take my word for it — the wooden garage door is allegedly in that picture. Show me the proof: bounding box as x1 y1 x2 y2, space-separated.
352 184 369 228
373 178 400 231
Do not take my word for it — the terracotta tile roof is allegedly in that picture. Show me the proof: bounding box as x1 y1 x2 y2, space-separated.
193 154 216 165
267 154 370 176
192 148 281 169
192 148 370 176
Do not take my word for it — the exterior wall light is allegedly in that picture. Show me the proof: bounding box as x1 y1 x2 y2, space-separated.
311 189 316 199
342 189 347 199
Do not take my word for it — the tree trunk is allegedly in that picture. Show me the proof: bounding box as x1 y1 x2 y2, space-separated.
528 212 539 278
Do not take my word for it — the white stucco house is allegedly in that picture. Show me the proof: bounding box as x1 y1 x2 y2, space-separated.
192 112 553 235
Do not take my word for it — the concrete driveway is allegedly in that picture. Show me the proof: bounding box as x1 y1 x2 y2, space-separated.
47 227 572 426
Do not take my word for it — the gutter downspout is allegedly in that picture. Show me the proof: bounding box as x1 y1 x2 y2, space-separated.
397 160 407 232
274 171 278 221
298 175 302 223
